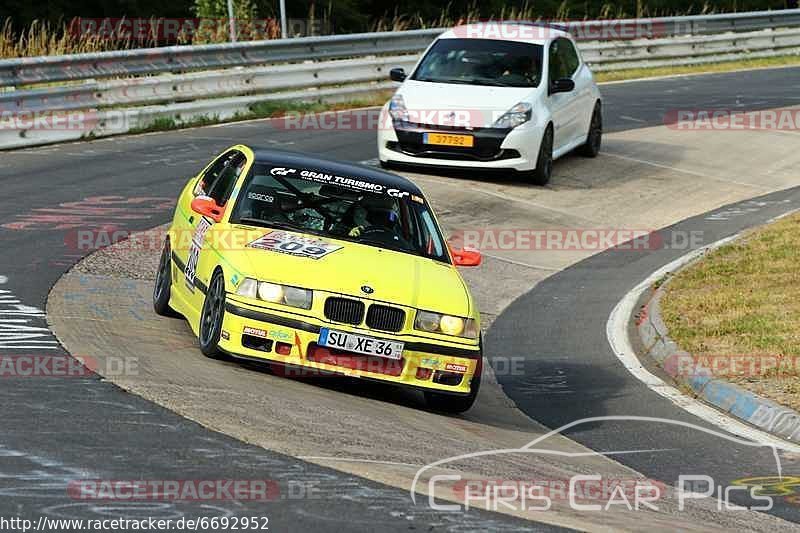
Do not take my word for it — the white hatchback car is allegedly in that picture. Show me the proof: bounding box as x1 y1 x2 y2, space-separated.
377 22 602 185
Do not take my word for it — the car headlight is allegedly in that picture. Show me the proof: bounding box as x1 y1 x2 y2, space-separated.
492 102 533 129
414 310 479 339
236 278 312 310
388 94 409 122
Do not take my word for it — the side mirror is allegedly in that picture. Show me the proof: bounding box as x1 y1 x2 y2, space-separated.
389 67 406 82
190 196 224 223
451 246 482 267
550 78 575 94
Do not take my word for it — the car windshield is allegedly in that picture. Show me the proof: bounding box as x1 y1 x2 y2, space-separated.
230 163 450 263
411 38 543 88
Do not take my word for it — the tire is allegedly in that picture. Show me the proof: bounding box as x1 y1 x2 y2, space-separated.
528 126 553 186
578 102 602 158
424 355 483 414
199 269 227 359
153 239 178 317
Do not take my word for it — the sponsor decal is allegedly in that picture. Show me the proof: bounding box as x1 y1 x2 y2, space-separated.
221 330 230 341
420 358 440 368
445 363 468 373
184 217 213 290
243 326 268 339
387 189 409 199
272 166 418 200
247 192 274 203
270 167 297 176
268 330 292 342
247 230 342 260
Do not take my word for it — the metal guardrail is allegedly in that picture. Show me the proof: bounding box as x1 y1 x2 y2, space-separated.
1 9 800 149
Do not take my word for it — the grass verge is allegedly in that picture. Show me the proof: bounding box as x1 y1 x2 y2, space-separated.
595 54 800 82
660 211 800 411
126 91 394 135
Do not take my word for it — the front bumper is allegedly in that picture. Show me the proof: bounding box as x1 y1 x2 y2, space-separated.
218 297 481 395
378 120 543 172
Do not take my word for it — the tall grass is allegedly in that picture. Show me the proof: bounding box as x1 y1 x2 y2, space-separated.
0 18 161 58
2 2 722 59
370 1 718 31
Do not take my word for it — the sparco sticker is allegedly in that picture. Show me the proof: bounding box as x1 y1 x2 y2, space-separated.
248 231 342 259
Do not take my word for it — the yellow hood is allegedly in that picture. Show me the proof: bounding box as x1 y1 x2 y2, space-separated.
220 226 472 317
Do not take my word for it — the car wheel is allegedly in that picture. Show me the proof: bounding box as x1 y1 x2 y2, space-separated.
579 102 602 157
424 356 482 414
199 269 227 359
153 239 178 317
528 126 553 186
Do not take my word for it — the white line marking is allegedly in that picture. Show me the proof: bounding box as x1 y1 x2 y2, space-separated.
299 456 422 468
619 115 646 123
606 232 800 453
480 251 561 272
407 174 599 225
602 151 766 189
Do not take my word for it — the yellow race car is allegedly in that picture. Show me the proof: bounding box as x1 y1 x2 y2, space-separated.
153 145 483 412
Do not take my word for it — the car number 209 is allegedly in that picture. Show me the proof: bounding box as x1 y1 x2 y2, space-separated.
319 328 403 360
248 231 342 260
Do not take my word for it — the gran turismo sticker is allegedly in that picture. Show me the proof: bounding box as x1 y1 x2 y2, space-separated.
248 230 342 260
270 166 420 201
270 167 297 176
445 363 468 373
184 217 213 290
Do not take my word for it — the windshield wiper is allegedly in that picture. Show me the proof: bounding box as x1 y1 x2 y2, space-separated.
468 79 511 87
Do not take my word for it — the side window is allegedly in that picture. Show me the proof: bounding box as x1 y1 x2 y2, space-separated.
548 40 562 85
198 151 247 206
559 39 580 78
196 155 227 196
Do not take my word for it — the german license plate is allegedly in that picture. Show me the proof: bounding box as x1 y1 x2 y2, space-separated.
318 328 403 360
423 132 474 147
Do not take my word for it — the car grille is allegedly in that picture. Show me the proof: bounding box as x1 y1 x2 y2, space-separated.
366 304 405 332
324 297 365 325
389 122 516 162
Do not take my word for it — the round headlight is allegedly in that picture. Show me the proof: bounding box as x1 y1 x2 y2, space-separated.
258 282 284 303
440 315 465 336
416 311 441 332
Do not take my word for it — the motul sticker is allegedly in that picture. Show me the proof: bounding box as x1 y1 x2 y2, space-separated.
445 363 468 373
243 326 269 338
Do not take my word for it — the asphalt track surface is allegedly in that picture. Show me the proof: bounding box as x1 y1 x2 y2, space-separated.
1 65 799 529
